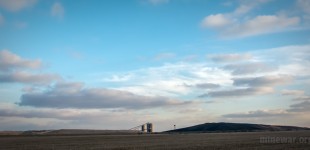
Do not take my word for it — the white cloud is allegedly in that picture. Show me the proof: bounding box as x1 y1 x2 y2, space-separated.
224 15 300 38
103 74 133 82
102 62 232 97
154 53 175 61
51 2 64 19
201 0 301 38
0 0 37 12
0 50 42 71
209 53 253 62
259 45 310 76
147 0 169 5
201 14 232 28
282 90 305 96
223 109 289 118
100 44 310 101
0 50 60 85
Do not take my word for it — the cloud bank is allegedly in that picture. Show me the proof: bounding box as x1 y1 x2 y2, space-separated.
19 82 192 109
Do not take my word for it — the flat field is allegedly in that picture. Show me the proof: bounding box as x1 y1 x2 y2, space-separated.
0 131 309 150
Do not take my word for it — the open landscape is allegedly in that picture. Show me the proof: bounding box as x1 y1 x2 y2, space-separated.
1 131 310 150
1 0 310 149
1 123 310 149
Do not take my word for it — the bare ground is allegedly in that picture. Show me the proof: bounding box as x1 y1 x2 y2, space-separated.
0 131 309 150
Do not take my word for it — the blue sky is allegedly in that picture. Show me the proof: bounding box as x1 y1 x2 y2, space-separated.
0 0 310 131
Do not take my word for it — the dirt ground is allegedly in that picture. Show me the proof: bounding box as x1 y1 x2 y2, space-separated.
0 131 309 150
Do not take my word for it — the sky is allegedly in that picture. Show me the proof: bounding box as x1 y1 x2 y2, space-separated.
0 0 310 132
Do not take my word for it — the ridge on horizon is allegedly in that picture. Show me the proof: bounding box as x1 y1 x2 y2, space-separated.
164 122 310 133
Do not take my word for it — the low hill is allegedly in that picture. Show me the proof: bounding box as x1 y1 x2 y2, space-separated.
165 122 310 133
0 129 140 136
21 129 141 135
0 131 23 135
44 129 140 135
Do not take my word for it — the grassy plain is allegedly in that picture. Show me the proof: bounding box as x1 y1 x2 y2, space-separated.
0 131 309 150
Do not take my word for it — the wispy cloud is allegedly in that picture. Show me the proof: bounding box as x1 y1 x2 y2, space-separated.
193 83 220 89
200 87 274 98
221 87 310 125
182 55 198 62
209 53 253 63
200 75 291 98
287 91 310 112
293 96 310 101
51 2 64 19
0 104 86 119
221 105 310 127
183 82 220 90
0 0 37 12
0 13 4 25
0 102 150 130
289 101 310 112
0 102 206 131
223 15 300 38
146 0 170 5
201 0 301 38
232 0 272 16
154 53 175 61
297 0 310 14
202 14 300 38
103 74 133 82
14 21 27 29
0 50 42 71
221 107 310 127
102 62 231 97
223 109 289 118
233 75 292 87
101 45 310 100
282 89 305 96
223 62 277 75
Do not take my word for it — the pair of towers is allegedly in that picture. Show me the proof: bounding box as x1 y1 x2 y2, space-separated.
141 123 153 133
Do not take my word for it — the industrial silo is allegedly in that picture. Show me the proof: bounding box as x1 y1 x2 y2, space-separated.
146 123 153 133
141 124 146 132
